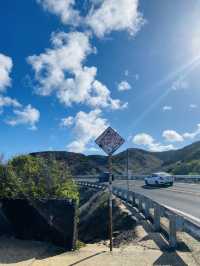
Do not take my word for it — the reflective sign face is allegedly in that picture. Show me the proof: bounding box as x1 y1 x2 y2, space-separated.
95 127 125 155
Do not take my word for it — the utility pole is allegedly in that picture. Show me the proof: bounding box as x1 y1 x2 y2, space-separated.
108 154 113 251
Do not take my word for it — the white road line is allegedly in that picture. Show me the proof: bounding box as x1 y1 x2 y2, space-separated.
163 204 200 224
165 188 200 196
125 182 200 196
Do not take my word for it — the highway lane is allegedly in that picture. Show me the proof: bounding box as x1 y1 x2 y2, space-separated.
113 180 200 224
77 178 200 224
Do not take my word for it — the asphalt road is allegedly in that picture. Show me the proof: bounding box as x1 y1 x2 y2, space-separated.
78 178 200 224
114 180 200 224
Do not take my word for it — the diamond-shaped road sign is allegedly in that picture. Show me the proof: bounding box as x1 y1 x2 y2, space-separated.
95 127 125 155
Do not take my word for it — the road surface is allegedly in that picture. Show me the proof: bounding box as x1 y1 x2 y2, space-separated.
78 178 200 225
113 180 200 224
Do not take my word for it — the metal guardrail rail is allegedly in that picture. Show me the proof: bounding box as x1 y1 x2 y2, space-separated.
77 181 200 249
76 175 200 183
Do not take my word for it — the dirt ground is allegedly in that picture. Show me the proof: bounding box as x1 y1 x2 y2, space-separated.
0 223 199 266
0 197 199 266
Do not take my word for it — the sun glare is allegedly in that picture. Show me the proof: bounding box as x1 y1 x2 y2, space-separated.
128 54 200 131
191 31 200 57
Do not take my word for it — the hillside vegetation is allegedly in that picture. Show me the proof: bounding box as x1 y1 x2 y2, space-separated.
30 141 200 175
0 155 79 201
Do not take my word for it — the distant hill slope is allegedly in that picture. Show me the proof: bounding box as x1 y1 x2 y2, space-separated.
30 141 200 175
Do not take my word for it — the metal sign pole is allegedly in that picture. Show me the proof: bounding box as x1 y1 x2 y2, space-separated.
95 126 125 252
108 154 113 252
126 148 130 197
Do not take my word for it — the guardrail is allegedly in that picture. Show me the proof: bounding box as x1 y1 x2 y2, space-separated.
77 181 200 249
114 175 200 183
76 175 200 183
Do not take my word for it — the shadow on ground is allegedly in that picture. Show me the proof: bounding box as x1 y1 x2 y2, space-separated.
142 184 173 190
0 236 64 264
68 251 106 266
125 201 192 266
153 252 188 266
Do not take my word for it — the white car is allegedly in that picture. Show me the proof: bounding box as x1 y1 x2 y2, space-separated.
145 172 174 186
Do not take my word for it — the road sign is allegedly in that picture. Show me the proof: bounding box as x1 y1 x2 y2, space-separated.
95 127 125 155
95 127 125 252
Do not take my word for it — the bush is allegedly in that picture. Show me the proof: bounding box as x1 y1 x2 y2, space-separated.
171 159 200 175
0 164 21 198
0 155 79 202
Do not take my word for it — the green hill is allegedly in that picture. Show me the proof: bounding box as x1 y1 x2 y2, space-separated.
30 141 200 176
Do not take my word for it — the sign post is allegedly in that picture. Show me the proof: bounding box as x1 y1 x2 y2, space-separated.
108 154 113 251
126 148 130 201
95 127 125 252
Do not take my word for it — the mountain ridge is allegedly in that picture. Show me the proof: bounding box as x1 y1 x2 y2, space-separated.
30 140 200 175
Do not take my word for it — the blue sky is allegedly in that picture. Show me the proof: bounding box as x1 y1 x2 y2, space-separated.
1 0 200 158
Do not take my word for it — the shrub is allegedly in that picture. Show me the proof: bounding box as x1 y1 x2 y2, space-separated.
0 155 79 202
0 164 21 198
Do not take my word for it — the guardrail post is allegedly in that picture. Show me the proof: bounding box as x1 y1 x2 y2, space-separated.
127 191 130 202
144 199 151 219
138 195 143 212
123 190 127 200
112 187 116 194
154 203 161 231
114 188 119 196
128 191 134 204
131 192 136 205
134 194 139 208
169 215 177 249
118 189 122 198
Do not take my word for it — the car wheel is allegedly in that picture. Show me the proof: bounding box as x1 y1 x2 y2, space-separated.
145 180 148 186
169 182 173 186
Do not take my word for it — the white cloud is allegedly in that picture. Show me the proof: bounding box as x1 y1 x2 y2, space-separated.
162 130 184 143
148 143 175 152
161 124 200 142
0 53 13 92
163 105 172 111
124 70 129 76
28 31 125 110
135 73 139 80
60 116 74 127
88 80 128 109
133 133 154 146
57 66 97 106
133 123 200 152
189 104 198 109
171 77 188 91
37 0 80 25
0 54 40 129
28 31 93 95
37 0 145 38
133 133 175 152
183 124 200 140
64 109 108 153
86 0 145 38
6 104 40 130
118 80 132 91
0 96 21 112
